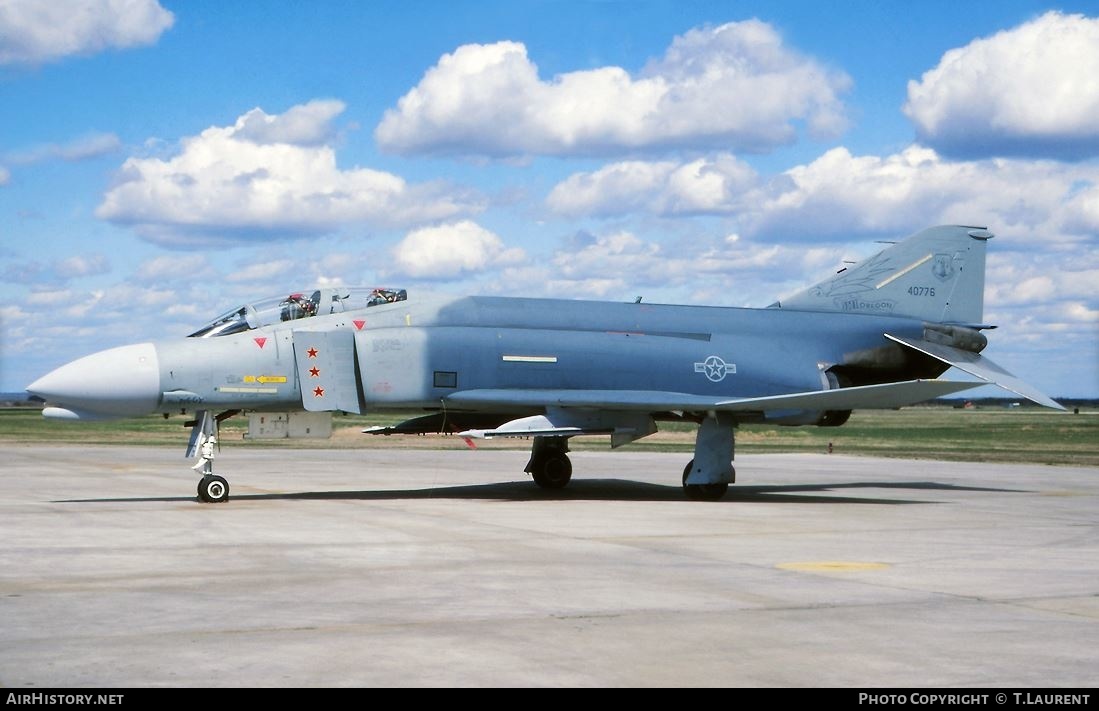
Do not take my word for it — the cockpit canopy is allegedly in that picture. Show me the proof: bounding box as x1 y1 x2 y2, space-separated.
189 288 407 338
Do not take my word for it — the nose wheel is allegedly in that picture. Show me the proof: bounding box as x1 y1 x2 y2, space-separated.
198 475 230 503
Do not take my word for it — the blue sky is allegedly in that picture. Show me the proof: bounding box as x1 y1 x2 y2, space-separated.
2 0 1098 398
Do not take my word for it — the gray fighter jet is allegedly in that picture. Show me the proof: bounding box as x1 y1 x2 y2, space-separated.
26 225 1063 502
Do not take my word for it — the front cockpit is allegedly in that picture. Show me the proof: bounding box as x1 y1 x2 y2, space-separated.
189 287 407 338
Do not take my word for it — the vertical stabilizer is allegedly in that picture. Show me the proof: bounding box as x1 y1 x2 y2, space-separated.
775 225 991 324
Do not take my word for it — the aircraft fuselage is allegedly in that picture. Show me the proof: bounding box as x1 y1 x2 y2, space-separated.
29 293 939 425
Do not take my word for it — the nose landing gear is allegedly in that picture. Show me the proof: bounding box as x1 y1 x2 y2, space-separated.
198 475 230 503
187 409 238 504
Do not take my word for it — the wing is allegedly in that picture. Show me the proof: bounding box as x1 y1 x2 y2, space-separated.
451 379 982 442
447 379 982 414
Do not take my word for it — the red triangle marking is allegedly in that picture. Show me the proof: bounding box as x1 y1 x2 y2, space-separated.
254 337 267 349
354 320 366 330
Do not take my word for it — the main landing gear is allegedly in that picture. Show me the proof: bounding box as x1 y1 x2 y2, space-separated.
526 436 573 489
523 416 736 501
680 414 736 501
682 459 732 501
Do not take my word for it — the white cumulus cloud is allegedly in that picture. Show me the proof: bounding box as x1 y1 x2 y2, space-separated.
234 100 347 146
1062 183 1099 235
54 253 110 279
0 0 174 65
986 255 1099 309
135 254 212 282
226 259 297 283
544 144 1099 255
547 153 759 217
2 253 111 283
744 145 1099 243
375 20 850 158
5 132 122 165
480 228 849 308
390 220 525 279
96 101 481 247
904 11 1099 159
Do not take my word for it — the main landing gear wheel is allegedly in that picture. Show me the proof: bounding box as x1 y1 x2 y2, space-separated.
197 475 230 503
531 453 573 489
682 459 730 501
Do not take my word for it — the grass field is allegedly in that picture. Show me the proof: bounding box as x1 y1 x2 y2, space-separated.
2 406 1096 467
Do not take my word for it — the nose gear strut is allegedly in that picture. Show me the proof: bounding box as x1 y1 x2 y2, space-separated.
186 409 239 503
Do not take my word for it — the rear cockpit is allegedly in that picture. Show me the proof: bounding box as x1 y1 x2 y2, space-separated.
189 288 407 338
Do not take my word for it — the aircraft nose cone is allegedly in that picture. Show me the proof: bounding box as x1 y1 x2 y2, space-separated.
27 343 161 417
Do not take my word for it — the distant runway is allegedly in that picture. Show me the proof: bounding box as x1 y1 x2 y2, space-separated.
2 445 1097 687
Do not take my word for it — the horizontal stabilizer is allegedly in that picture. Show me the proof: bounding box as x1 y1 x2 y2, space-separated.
447 379 981 414
885 334 1065 410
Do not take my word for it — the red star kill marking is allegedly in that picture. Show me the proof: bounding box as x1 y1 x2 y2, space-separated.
254 337 267 349
313 386 325 397
309 366 320 378
306 347 318 358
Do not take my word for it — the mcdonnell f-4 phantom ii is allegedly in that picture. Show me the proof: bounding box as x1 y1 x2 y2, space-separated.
26 225 1063 502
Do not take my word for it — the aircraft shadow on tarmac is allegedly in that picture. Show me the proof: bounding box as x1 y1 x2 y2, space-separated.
57 479 1029 505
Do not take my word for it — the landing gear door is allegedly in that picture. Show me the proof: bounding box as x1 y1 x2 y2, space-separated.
293 329 363 414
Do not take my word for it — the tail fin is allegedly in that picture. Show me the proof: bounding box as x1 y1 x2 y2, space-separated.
774 225 991 324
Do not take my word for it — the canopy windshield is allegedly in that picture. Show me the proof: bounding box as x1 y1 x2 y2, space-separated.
188 288 407 338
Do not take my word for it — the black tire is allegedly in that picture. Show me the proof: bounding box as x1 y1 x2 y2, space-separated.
531 454 573 489
681 459 730 501
197 475 230 503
